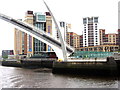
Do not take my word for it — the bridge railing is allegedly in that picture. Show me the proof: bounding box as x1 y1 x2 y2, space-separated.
0 13 74 51
0 13 12 20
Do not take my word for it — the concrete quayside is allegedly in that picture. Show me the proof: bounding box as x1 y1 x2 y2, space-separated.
1 57 120 76
53 57 119 76
1 58 56 68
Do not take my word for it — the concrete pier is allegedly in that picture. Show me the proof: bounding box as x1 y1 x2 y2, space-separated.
2 58 56 68
21 58 56 68
52 57 118 76
2 57 120 76
2 60 21 67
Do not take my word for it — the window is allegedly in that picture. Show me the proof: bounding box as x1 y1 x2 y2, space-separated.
37 15 46 21
88 17 93 23
94 17 98 23
83 18 87 24
48 26 51 34
60 22 65 27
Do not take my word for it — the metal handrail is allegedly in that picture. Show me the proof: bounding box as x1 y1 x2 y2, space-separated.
0 13 75 52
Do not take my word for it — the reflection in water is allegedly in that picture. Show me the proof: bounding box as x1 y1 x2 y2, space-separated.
0 66 118 88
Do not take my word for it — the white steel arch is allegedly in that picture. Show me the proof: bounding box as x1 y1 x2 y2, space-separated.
43 0 67 61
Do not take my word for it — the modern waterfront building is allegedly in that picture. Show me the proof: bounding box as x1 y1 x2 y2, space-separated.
33 12 46 54
66 32 80 49
108 34 117 45
14 11 52 56
24 11 34 55
77 28 119 52
57 21 71 42
77 45 119 52
57 21 66 41
83 17 99 47
99 29 106 45
79 35 83 47
99 29 118 45
45 12 53 51
104 33 118 45
34 12 53 53
14 28 27 55
14 11 34 55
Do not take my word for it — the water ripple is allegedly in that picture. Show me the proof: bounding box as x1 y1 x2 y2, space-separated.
0 66 118 88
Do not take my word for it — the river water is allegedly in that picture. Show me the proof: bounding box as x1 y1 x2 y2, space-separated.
0 65 119 88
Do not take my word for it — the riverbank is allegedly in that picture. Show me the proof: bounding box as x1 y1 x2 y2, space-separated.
1 57 120 76
1 58 55 69
52 57 118 76
2 60 21 67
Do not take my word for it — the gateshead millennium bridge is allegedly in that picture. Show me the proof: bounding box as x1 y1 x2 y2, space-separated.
0 1 115 62
0 0 75 61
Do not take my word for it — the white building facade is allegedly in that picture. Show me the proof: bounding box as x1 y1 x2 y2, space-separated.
56 21 71 42
83 17 100 47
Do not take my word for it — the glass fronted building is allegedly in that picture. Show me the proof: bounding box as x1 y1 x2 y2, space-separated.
33 12 46 54
14 11 52 56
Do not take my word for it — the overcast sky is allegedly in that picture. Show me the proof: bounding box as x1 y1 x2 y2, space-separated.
0 0 119 55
